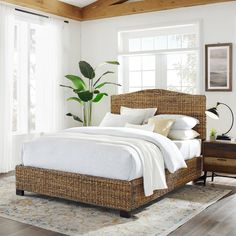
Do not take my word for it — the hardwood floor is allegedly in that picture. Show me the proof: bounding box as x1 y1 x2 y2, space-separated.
0 173 235 236
170 175 236 236
0 217 65 236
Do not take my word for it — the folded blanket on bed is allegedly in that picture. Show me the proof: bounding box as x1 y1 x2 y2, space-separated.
22 127 186 197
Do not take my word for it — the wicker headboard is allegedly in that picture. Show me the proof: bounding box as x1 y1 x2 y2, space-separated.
111 89 206 140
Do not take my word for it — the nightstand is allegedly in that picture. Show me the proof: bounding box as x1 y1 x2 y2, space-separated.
202 141 236 185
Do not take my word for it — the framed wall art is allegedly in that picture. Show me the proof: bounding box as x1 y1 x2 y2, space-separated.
205 43 232 91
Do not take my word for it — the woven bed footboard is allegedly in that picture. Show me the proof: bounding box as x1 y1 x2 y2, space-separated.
15 166 133 211
15 157 202 213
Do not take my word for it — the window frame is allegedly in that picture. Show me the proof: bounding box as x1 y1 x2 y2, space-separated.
118 22 201 94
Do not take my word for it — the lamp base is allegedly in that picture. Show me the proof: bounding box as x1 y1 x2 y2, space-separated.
216 135 231 141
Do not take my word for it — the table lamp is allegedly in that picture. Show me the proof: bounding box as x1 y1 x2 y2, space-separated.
205 102 234 141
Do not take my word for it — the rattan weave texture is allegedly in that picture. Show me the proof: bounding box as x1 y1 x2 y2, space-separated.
16 157 202 211
111 89 206 139
16 89 206 215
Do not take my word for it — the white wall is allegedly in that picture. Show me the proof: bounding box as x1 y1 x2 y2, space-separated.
77 2 236 138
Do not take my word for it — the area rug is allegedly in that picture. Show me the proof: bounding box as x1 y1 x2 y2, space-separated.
0 177 231 236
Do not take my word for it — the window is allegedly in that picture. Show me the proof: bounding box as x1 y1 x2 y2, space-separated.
118 23 200 94
12 14 66 135
13 16 49 134
13 19 40 133
128 55 156 92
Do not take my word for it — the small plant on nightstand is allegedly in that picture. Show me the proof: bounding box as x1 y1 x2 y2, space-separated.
210 128 217 141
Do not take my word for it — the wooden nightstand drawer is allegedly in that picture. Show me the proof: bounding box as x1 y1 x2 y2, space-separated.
204 157 236 166
204 157 236 174
203 142 236 159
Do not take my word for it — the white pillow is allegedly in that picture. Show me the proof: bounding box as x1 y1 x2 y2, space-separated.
168 129 200 140
155 114 199 130
125 123 155 132
100 112 144 127
120 106 157 124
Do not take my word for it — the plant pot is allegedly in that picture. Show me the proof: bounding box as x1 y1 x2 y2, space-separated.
210 135 216 142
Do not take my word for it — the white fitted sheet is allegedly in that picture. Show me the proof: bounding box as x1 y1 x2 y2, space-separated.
173 139 201 160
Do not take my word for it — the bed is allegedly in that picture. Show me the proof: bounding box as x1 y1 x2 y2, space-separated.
15 89 206 218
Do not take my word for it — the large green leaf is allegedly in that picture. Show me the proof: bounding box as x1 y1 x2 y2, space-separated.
67 97 82 104
106 61 120 65
93 71 114 87
92 93 108 103
79 61 95 80
95 82 121 89
66 113 83 123
78 90 94 102
65 75 86 91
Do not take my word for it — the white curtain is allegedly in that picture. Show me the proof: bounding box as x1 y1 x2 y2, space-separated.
47 19 68 131
35 18 68 133
12 17 70 166
0 4 14 173
0 6 69 172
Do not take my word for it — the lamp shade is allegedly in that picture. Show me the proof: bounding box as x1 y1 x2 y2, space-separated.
205 107 219 120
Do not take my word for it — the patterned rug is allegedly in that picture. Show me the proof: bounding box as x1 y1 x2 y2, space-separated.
0 176 231 236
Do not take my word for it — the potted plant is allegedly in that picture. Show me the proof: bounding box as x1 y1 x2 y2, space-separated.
60 60 120 126
210 128 217 141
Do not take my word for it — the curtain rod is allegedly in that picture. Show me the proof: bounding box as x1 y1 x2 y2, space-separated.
15 8 69 24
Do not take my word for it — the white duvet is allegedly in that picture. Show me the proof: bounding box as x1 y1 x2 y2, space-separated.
22 127 187 196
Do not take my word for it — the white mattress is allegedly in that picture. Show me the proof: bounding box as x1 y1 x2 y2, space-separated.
22 128 199 183
173 139 201 161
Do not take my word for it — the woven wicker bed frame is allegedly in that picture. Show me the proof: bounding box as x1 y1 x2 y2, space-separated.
16 89 206 218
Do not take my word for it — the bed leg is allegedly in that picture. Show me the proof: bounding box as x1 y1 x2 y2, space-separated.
120 210 132 218
16 189 24 196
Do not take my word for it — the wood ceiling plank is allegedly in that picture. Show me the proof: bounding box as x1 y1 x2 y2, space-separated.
82 0 235 21
1 0 234 22
1 0 82 21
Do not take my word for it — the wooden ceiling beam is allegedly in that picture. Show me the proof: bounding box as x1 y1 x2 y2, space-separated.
1 0 82 21
1 0 234 22
82 0 235 21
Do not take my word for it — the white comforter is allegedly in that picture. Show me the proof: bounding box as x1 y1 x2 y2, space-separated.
22 127 187 196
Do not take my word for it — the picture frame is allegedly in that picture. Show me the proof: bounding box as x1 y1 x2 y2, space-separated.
205 43 232 91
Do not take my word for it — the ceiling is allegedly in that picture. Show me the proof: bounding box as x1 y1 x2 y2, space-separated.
59 0 96 7
48 0 234 21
